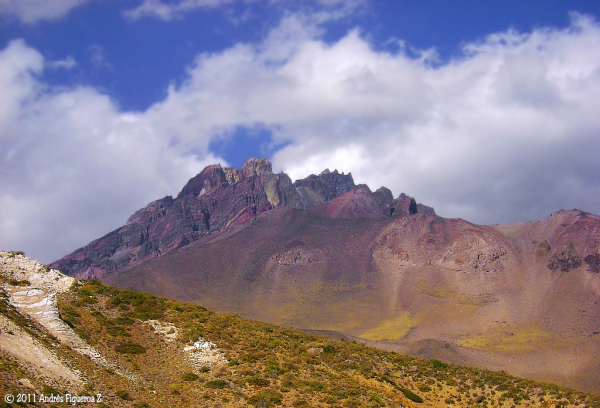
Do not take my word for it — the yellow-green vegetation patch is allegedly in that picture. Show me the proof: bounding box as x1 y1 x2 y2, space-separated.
456 293 490 306
271 283 386 334
458 326 554 352
422 286 491 308
360 312 416 341
422 287 455 299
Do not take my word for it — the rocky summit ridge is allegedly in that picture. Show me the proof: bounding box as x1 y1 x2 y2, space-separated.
51 158 432 279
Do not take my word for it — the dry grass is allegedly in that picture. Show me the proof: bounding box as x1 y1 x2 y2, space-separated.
458 325 555 353
360 312 417 341
1 278 598 407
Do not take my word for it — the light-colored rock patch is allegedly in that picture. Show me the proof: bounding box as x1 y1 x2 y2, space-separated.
184 338 227 372
0 251 75 293
143 320 179 342
4 286 109 363
0 250 136 381
0 314 82 388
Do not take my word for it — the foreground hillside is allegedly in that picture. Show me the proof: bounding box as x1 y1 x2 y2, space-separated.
2 251 598 407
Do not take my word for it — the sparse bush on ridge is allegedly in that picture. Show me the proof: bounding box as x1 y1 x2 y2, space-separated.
181 373 199 381
7 279 30 286
247 388 283 407
431 358 448 369
322 344 336 354
205 379 228 389
6 250 25 258
114 341 146 354
116 390 132 400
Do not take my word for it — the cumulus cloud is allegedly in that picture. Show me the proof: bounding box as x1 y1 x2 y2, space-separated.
2 11 600 263
0 40 223 263
153 12 600 225
0 0 92 24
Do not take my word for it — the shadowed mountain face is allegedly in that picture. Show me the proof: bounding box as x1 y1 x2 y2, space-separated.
52 158 600 393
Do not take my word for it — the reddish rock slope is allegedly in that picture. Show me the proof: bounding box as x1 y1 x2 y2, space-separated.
51 158 427 278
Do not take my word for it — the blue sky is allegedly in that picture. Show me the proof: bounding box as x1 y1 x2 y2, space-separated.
1 0 600 263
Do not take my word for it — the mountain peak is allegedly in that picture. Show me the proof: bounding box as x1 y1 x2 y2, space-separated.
241 157 273 177
52 159 432 278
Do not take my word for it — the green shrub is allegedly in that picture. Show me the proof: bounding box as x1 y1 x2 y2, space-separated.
107 290 166 319
399 387 423 403
60 306 81 327
182 326 204 342
247 389 283 407
113 316 134 325
80 279 106 295
323 345 336 354
106 325 130 337
248 376 270 387
418 384 431 392
62 306 80 319
7 279 30 286
431 359 448 369
205 380 228 389
42 385 61 395
307 381 325 391
181 373 199 381
116 390 132 400
115 342 146 354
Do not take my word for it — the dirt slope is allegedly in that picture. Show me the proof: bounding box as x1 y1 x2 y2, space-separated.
106 209 600 393
7 253 600 407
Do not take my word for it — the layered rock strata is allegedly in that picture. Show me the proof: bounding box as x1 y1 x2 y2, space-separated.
52 158 431 278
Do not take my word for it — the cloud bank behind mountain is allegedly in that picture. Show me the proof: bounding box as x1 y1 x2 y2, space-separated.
1 11 599 263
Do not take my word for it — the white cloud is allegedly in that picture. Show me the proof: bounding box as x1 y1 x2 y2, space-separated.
2 12 600 264
152 12 600 225
0 40 224 263
0 0 92 24
124 0 365 22
48 56 77 69
124 0 233 21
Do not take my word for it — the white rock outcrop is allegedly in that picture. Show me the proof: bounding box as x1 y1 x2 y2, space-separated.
184 338 227 372
0 250 134 381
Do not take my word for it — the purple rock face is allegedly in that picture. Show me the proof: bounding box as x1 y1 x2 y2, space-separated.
395 193 435 216
292 169 355 210
51 158 433 279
